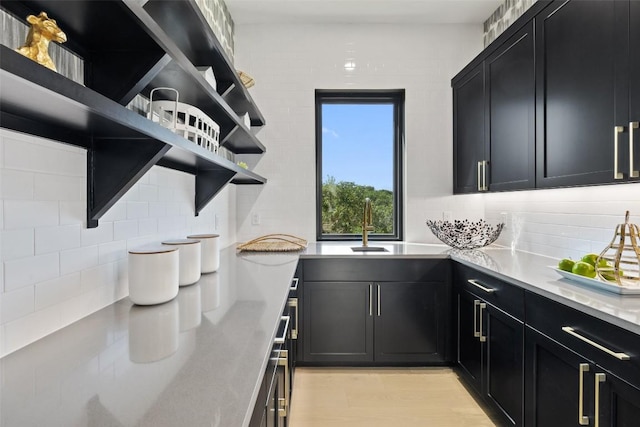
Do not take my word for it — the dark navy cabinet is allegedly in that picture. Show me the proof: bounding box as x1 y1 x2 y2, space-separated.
299 259 452 365
454 263 525 426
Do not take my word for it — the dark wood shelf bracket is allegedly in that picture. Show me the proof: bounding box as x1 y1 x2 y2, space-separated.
195 167 237 216
87 138 170 228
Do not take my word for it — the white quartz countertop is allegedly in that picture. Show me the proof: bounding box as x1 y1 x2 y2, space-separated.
0 247 299 427
3 241 640 427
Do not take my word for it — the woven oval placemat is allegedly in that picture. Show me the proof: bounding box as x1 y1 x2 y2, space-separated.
237 234 308 252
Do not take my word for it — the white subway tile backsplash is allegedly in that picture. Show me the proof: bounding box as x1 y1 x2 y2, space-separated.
1 126 229 357
35 224 81 254
3 134 85 176
34 273 81 311
34 174 84 201
81 222 114 247
100 203 127 222
113 220 139 241
60 245 99 275
138 184 159 202
98 240 127 265
138 218 158 236
4 200 59 229
3 304 62 356
4 253 59 291
80 262 117 293
1 229 34 261
59 201 85 226
126 201 149 219
1 286 34 323
2 169 34 200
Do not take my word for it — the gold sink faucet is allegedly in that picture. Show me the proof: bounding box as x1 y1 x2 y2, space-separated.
362 198 374 247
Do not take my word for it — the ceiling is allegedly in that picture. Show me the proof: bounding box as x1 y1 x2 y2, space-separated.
224 0 504 25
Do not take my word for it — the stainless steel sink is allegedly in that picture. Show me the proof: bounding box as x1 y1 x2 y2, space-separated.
351 246 388 252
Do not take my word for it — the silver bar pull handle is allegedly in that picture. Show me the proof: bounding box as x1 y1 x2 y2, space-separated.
369 284 373 316
579 363 590 425
479 302 487 342
594 372 606 427
288 298 298 339
562 326 631 360
615 126 625 179
290 278 299 291
377 284 381 316
483 160 489 191
274 316 290 344
631 121 639 178
468 279 495 293
477 161 483 192
473 300 480 338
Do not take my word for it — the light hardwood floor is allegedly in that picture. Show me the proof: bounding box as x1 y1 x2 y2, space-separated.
288 367 499 427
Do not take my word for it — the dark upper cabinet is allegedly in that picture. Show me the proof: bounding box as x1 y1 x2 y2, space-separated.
453 21 535 194
453 64 485 194
453 0 640 193
616 0 640 182
485 22 535 191
535 0 620 187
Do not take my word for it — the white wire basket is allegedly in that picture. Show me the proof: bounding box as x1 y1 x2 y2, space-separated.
148 87 220 154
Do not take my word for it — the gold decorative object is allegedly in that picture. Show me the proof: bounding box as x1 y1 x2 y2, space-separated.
15 11 67 72
237 234 307 252
238 70 255 88
596 211 640 286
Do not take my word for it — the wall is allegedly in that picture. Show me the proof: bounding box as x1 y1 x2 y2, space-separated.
486 184 640 261
233 23 485 244
0 128 236 357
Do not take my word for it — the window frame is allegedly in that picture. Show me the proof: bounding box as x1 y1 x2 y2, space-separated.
315 89 405 242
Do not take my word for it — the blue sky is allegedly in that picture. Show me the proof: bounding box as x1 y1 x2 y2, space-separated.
321 103 394 191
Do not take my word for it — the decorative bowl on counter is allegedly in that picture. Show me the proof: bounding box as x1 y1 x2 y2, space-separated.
426 219 504 250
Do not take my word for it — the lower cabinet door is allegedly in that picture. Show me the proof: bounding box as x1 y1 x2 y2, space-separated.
597 369 640 427
457 290 483 393
485 304 524 426
525 326 593 427
374 281 449 363
303 282 374 363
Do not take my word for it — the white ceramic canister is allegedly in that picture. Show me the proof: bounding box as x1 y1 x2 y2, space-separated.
162 239 202 286
128 245 179 305
187 234 220 273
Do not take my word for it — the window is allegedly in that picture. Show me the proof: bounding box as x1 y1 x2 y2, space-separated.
315 90 404 241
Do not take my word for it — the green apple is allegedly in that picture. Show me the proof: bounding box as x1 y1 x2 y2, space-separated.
580 253 599 267
572 261 596 278
558 258 575 272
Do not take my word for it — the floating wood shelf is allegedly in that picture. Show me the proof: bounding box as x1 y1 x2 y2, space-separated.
0 0 268 228
0 45 266 228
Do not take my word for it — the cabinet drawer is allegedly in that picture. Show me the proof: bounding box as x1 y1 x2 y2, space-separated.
526 291 640 388
454 262 524 320
303 259 449 282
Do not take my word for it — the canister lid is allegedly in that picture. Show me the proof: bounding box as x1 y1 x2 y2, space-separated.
162 238 201 245
129 245 178 254
187 234 220 239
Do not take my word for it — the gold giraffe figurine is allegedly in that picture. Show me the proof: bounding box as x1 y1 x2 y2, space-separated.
16 12 67 72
